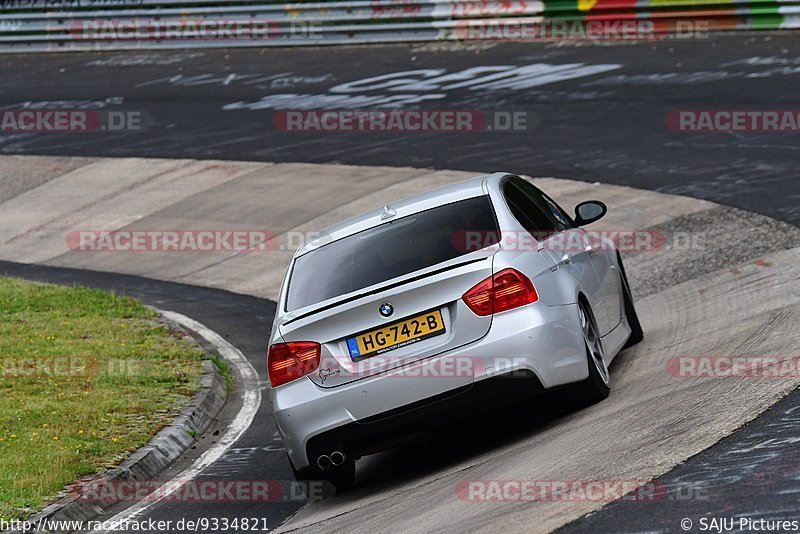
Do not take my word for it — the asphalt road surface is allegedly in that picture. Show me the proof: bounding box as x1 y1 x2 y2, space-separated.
1 35 799 226
1 33 799 533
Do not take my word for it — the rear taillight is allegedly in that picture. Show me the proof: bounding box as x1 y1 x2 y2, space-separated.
462 268 538 316
462 276 494 316
492 269 538 313
267 341 321 387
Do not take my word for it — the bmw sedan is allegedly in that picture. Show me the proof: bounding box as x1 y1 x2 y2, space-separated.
267 172 643 490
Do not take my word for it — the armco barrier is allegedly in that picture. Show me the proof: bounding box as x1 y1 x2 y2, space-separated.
0 0 798 52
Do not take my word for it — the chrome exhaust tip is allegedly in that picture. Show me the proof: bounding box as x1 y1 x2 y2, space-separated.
330 450 346 467
317 454 332 470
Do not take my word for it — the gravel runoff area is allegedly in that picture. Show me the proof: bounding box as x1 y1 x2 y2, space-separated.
624 206 800 299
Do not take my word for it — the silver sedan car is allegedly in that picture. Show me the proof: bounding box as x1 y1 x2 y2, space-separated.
268 172 642 490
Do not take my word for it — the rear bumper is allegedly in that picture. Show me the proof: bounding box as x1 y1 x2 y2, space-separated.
305 370 545 463
271 302 587 469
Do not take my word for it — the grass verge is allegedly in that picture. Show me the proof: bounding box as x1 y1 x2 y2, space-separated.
0 277 207 520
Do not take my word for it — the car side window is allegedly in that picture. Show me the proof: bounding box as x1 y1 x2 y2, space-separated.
502 180 559 239
542 194 574 230
515 180 572 233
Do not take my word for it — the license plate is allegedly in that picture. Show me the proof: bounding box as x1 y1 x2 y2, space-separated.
346 309 445 360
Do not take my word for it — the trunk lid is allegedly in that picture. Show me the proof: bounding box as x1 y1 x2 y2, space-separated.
279 249 496 387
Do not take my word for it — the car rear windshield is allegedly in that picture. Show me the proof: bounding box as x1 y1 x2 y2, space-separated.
285 195 499 311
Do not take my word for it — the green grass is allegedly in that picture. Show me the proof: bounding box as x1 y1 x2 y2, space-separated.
0 277 207 520
209 354 234 391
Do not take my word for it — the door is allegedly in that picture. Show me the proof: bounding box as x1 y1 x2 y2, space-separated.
505 178 610 332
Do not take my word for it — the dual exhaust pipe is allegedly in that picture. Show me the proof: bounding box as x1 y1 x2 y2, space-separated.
316 450 346 470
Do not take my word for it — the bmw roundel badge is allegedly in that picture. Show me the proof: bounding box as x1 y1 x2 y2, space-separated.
379 302 394 317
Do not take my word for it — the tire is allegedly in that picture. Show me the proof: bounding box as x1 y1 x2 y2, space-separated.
289 454 356 495
617 255 643 348
576 302 610 405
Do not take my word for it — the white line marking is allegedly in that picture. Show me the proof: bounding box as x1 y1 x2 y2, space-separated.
91 309 262 533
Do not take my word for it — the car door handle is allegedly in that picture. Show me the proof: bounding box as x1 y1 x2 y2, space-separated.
561 254 573 265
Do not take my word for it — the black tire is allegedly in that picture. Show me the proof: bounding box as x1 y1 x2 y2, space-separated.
289 454 356 495
576 302 610 406
617 255 643 348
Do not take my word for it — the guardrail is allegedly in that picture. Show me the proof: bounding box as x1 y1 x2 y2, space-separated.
1 0 798 52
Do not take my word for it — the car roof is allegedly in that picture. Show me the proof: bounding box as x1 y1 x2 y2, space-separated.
294 171 511 257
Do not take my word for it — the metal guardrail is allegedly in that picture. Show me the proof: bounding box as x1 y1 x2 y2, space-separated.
0 0 798 52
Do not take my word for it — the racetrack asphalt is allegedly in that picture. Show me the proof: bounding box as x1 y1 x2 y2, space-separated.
2 169 799 532
1 33 800 533
1 34 799 225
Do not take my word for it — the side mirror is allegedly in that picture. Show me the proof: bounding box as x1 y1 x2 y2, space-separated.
574 200 607 226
